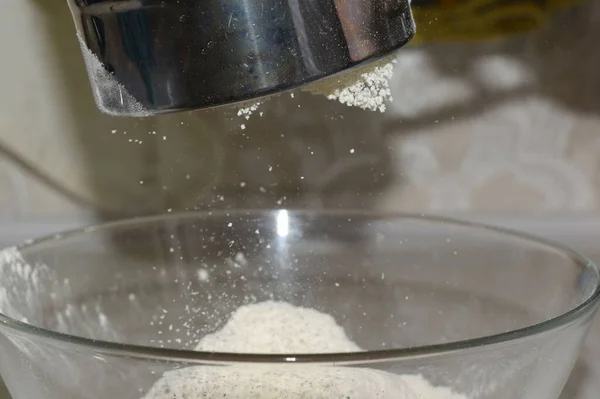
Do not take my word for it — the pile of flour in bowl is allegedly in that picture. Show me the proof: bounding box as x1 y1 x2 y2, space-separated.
143 301 466 399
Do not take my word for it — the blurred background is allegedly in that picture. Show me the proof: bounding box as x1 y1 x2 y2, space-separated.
2 0 600 227
1 0 600 398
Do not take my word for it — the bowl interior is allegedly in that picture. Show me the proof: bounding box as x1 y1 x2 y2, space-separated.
1 211 596 353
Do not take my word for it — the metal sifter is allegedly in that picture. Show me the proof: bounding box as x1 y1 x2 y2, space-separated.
67 0 415 116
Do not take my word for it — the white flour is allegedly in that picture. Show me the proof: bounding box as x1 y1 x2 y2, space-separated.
233 55 397 125
305 56 397 113
0 246 44 323
196 301 360 354
235 100 266 129
76 34 151 117
143 301 466 399
237 102 262 120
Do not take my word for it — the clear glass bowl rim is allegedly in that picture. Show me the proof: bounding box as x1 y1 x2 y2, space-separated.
0 210 598 365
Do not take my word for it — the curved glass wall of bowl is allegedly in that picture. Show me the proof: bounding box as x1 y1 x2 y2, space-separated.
0 211 598 399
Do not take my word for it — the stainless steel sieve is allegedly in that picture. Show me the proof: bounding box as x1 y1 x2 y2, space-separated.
67 0 415 116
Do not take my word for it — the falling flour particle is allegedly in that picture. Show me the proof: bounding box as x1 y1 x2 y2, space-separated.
237 102 262 120
305 55 397 113
197 269 209 282
76 34 151 117
236 100 263 129
143 301 467 399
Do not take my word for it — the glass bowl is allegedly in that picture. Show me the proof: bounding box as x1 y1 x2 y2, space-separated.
0 211 598 399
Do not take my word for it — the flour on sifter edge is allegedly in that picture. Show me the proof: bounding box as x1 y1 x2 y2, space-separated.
305 55 398 113
76 34 151 117
143 300 467 399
